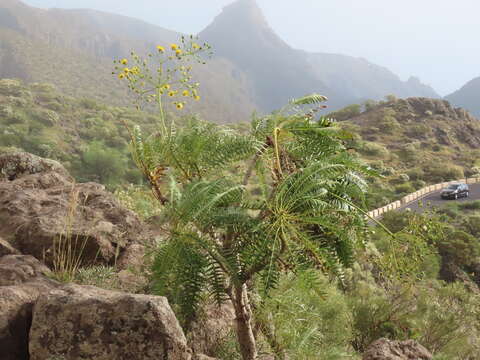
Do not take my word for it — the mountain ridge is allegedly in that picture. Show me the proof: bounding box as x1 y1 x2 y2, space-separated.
445 77 480 118
1 0 441 121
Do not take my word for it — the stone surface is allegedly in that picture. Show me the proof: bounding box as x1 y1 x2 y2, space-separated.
0 255 59 360
0 152 150 268
29 284 192 360
0 236 19 257
0 255 52 286
194 355 218 360
363 338 432 360
188 302 236 357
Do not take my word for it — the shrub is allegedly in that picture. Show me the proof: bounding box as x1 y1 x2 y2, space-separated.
78 142 125 185
394 183 415 195
437 230 480 268
423 164 464 183
363 99 378 112
328 104 362 121
0 79 23 96
458 200 480 211
258 270 356 359
359 142 389 157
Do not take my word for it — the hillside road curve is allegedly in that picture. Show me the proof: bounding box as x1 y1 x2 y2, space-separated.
398 183 480 213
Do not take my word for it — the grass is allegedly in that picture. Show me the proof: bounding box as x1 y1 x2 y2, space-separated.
49 186 88 283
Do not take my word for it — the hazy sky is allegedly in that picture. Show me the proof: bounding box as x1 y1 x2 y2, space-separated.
22 0 480 95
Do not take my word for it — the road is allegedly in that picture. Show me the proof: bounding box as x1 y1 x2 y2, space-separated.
399 183 480 213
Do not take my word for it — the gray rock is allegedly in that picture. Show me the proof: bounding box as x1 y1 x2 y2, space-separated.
363 338 432 360
29 284 192 360
188 302 236 357
0 255 52 286
0 255 59 360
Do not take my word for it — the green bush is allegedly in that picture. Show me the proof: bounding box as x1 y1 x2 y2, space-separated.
394 183 415 195
359 142 389 157
77 142 125 186
423 164 464 183
458 200 480 211
258 270 357 359
437 230 480 268
328 104 362 121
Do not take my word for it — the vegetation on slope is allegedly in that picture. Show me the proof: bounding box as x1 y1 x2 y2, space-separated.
332 96 480 207
0 78 154 186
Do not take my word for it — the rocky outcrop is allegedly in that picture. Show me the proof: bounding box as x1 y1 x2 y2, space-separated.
363 338 432 360
399 97 477 122
29 284 192 360
0 255 59 360
0 152 149 268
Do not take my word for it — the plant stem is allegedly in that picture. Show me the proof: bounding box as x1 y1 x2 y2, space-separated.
233 284 258 360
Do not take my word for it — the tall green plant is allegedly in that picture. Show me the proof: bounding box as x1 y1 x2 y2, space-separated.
117 38 372 360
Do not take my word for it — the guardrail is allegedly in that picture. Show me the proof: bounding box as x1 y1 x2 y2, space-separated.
368 177 480 219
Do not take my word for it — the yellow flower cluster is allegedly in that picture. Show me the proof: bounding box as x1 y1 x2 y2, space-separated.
114 36 211 112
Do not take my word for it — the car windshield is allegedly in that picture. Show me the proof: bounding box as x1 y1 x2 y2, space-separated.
447 184 460 190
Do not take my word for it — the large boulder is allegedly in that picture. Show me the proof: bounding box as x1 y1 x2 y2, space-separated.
363 338 432 360
29 284 192 360
0 152 149 268
0 255 59 360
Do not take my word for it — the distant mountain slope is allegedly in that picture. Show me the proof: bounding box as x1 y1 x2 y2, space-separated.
199 0 439 111
0 0 256 123
445 77 480 118
1 0 440 121
306 53 439 103
199 0 341 111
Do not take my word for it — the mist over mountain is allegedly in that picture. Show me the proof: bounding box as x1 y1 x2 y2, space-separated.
1 0 440 121
0 0 256 122
200 0 439 112
445 77 480 118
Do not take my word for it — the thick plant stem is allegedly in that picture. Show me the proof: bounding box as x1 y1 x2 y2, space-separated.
233 284 258 360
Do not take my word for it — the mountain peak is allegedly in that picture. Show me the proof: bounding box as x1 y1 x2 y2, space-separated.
202 0 271 36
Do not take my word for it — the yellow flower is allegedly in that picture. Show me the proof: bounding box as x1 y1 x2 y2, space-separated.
176 103 184 110
118 73 125 79
120 58 128 65
194 95 201 101
170 43 179 50
168 91 176 97
131 66 140 74
163 84 171 90
192 43 200 49
182 90 190 97
123 68 130 74
175 49 183 56
157 45 165 52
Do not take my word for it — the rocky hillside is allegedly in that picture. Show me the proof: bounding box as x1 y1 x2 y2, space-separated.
445 76 480 118
339 97 480 206
1 0 439 121
0 78 158 186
